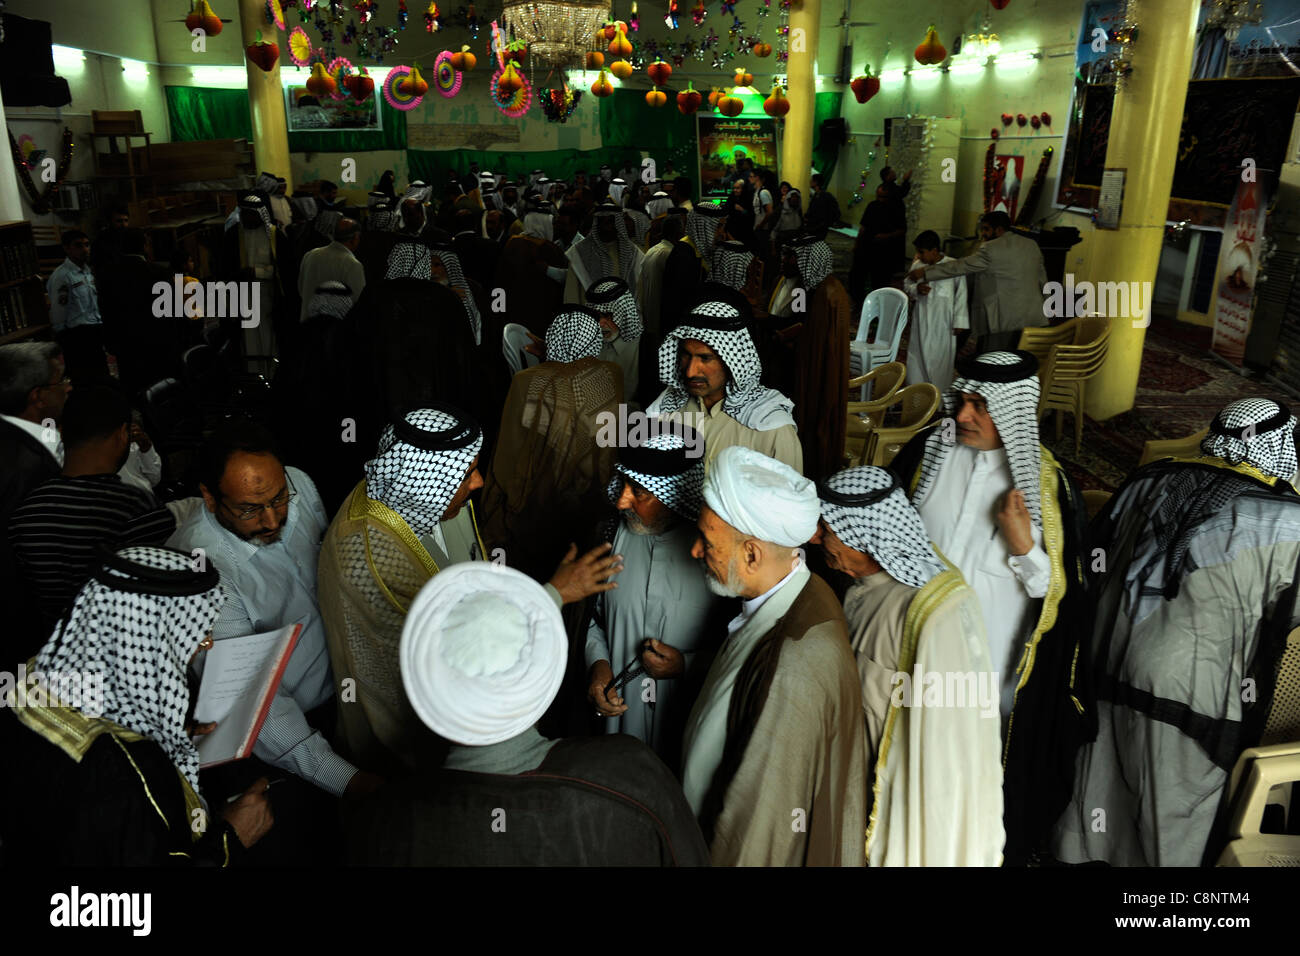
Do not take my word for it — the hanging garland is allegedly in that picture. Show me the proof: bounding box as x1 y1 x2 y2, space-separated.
1015 145 1054 227
9 127 74 214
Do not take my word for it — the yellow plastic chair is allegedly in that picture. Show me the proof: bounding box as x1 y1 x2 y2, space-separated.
1082 489 1113 521
844 363 906 465
1216 742 1300 867
865 383 941 467
1139 427 1210 468
1021 316 1111 454
848 360 905 404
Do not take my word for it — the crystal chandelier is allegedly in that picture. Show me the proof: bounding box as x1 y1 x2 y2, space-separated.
501 1 613 68
1205 0 1264 43
964 13 1001 59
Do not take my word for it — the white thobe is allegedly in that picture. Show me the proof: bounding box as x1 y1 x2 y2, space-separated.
903 255 968 394
914 444 1051 719
638 240 675 338
681 557 806 815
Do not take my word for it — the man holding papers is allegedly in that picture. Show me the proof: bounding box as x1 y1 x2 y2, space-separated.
169 419 383 805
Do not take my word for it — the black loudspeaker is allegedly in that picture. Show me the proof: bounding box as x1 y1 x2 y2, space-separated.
0 15 72 108
820 118 848 148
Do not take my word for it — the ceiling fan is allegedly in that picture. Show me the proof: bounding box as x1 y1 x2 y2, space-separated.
836 1 879 84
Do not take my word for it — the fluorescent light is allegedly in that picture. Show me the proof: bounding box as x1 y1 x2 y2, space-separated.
52 45 86 71
994 50 1041 70
121 59 150 81
909 65 943 81
190 65 246 87
879 69 906 82
947 57 989 75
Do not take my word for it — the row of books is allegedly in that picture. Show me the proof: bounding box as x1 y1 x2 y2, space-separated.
0 240 38 284
0 282 38 336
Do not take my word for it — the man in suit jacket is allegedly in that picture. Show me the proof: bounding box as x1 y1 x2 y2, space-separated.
0 343 70 665
908 211 1047 351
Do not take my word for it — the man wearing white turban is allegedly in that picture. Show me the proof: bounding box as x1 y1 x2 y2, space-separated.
317 405 625 774
1054 397 1300 867
344 563 709 866
814 466 1003 866
680 446 867 866
888 349 1088 865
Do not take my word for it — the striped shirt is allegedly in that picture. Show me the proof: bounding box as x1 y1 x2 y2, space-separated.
8 474 176 627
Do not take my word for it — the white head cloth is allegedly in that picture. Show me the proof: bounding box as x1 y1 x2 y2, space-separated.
1201 398 1298 479
363 406 483 536
703 445 819 547
522 210 554 242
608 177 627 206
400 562 567 746
33 546 225 791
545 306 605 364
819 466 945 589
913 350 1043 526
646 191 672 219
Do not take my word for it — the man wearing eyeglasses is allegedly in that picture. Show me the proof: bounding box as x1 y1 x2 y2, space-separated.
46 230 109 384
168 418 381 861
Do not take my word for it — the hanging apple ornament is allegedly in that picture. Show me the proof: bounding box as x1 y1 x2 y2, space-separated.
850 64 880 104
1016 112 1027 127
753 42 772 58
1030 114 1041 129
450 45 476 71
646 88 667 107
306 60 336 96
763 84 790 118
717 91 744 116
610 59 633 79
733 68 754 87
246 30 279 72
1040 111 1052 126
506 39 527 65
914 24 946 65
707 88 723 109
586 51 605 70
676 81 702 114
1001 113 1013 126
186 0 224 36
648 58 672 86
345 67 375 102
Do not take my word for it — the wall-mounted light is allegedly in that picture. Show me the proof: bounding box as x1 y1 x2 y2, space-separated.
121 59 150 81
52 44 86 72
190 65 247 87
879 68 907 82
993 50 1042 70
947 57 990 76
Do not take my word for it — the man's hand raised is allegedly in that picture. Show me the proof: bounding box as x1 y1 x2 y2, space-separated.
996 489 1034 556
549 542 624 604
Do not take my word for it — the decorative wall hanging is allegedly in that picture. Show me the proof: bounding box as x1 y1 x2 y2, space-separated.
425 1 441 31
434 50 462 96
383 64 426 108
763 83 789 117
491 64 533 116
328 55 355 98
914 24 946 65
850 65 879 104
289 26 314 65
344 65 375 100
186 0 225 36
247 31 281 71
9 127 74 214
267 0 287 30
676 81 702 113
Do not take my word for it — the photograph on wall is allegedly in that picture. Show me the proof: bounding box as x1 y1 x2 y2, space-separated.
990 155 1025 222
285 83 383 133
698 116 778 197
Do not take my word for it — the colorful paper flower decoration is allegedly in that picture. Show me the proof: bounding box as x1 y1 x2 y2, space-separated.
266 0 286 30
383 65 426 110
434 50 462 97
490 64 531 117
289 26 313 66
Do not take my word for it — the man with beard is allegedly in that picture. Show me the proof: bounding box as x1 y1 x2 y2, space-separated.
9 385 176 634
586 430 728 770
168 419 383 799
681 446 866 865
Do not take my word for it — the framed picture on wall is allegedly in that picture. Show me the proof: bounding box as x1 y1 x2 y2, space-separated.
697 116 779 197
285 84 383 133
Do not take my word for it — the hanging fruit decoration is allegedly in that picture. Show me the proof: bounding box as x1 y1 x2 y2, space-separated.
733 68 754 87
1001 112 1013 126
647 58 672 85
185 0 224 36
306 59 336 95
1040 111 1052 126
591 69 614 97
763 83 790 117
646 88 667 107
610 59 633 79
753 42 772 58
400 63 430 97
345 66 375 102
990 0 1011 8
717 91 744 116
850 65 880 104
1030 114 1041 129
608 23 633 57
1016 112 1027 127
708 88 724 109
601 19 628 40
586 51 605 70
450 45 477 70
246 30 280 72
676 81 702 114
914 24 946 65
433 50 462 97
505 38 527 64
383 66 426 110
496 61 523 93
425 1 442 32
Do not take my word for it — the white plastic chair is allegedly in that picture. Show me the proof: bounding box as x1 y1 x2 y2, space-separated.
502 323 541 377
850 287 909 384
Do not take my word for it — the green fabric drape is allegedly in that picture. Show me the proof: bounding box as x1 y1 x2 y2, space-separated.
165 85 406 152
811 91 843 184
598 88 698 149
408 147 693 194
165 86 253 142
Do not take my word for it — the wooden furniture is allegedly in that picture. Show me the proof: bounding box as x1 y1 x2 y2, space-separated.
30 223 63 277
91 110 154 203
143 139 256 187
0 221 52 344
1019 316 1111 454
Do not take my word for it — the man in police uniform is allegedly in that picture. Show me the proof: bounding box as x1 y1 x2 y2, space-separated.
46 230 108 382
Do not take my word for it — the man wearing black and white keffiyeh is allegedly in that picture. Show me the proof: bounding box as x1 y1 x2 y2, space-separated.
384 241 482 345
586 276 643 403
585 428 726 771
3 546 274 864
564 201 646 300
1055 396 1300 868
811 466 1003 866
886 348 1088 866
646 298 803 473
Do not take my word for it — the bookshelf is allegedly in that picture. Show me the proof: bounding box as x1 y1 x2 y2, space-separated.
0 221 51 344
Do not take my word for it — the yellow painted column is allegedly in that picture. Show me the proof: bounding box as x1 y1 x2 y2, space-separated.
1083 0 1198 420
238 0 292 190
779 0 821 196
